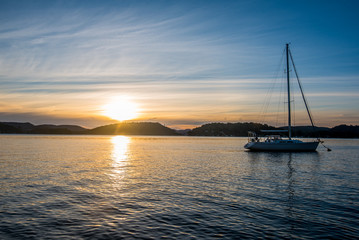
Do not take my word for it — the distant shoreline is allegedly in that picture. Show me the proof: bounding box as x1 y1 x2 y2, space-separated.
1 121 359 138
1 134 359 140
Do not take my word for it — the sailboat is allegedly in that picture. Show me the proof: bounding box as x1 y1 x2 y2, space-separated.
244 44 320 152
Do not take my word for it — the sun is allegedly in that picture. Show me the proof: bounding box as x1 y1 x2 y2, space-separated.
102 96 139 121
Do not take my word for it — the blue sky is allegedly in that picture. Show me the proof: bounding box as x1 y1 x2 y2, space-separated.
0 0 358 128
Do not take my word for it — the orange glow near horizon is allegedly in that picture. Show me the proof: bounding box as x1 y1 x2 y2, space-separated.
102 96 140 121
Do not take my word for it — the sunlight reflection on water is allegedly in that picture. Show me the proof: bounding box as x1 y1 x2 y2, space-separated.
111 136 130 179
0 136 358 239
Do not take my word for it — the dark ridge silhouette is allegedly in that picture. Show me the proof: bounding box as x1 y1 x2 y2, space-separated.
1 122 35 132
279 126 331 138
188 122 275 136
0 121 358 138
87 122 178 135
330 124 359 138
175 129 192 135
189 123 359 138
36 124 87 132
0 122 87 134
30 124 87 134
0 122 24 133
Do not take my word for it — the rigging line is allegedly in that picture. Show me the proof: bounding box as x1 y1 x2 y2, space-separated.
260 48 285 124
288 49 315 129
293 81 296 128
260 72 278 122
275 75 282 126
283 83 286 127
290 71 296 128
289 48 331 151
276 69 285 126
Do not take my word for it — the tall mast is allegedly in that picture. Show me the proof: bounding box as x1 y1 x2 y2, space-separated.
286 43 292 139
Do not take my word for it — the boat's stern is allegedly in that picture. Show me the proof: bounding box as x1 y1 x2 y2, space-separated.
244 131 261 150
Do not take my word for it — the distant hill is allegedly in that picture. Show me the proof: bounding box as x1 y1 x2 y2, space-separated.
1 121 358 138
0 122 87 134
188 122 359 138
1 122 35 132
330 124 359 138
87 122 178 135
175 129 192 135
0 121 177 135
30 124 88 134
0 122 24 133
188 122 275 136
279 126 331 137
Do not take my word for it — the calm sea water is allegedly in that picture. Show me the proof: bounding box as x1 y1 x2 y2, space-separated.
0 135 358 239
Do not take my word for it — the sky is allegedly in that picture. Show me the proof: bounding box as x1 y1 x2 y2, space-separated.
0 0 358 129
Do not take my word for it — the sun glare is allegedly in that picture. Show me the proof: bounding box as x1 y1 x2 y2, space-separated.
102 96 139 121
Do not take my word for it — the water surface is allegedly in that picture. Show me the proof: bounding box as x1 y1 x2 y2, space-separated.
1 135 358 239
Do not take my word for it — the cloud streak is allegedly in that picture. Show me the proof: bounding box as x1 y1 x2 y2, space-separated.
1 1 359 128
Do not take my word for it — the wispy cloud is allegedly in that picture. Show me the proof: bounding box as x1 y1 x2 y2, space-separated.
1 9 227 77
1 1 358 128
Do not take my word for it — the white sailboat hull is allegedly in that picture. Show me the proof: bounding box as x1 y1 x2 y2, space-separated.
244 140 319 152
244 44 322 152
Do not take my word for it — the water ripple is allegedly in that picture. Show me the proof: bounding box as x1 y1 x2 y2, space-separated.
1 136 359 239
